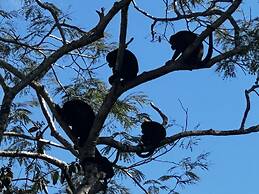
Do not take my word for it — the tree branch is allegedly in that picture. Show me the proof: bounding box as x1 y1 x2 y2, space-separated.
0 60 78 155
0 150 67 169
12 0 133 95
35 0 66 44
0 74 9 92
3 131 66 150
98 124 259 154
83 1 131 157
36 93 78 157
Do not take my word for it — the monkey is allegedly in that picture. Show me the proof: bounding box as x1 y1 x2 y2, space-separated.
106 48 139 85
169 30 213 68
55 99 95 147
136 118 166 158
83 150 114 180
56 99 115 180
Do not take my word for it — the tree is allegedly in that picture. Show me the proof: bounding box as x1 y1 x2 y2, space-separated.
0 0 258 193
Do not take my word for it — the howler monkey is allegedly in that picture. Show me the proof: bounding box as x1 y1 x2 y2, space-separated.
169 30 213 68
137 119 166 158
56 99 115 180
55 99 95 147
82 150 115 180
106 49 139 85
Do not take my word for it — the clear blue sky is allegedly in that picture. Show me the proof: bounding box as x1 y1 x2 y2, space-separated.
1 1 259 193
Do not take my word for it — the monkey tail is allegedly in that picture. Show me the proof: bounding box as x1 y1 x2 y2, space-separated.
200 31 213 67
136 145 156 158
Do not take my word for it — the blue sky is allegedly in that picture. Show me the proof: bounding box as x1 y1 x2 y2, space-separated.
1 1 259 193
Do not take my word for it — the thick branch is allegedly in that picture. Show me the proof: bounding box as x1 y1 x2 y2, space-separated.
0 93 15 139
82 2 131 158
98 124 259 153
0 74 9 92
12 0 133 94
0 150 67 169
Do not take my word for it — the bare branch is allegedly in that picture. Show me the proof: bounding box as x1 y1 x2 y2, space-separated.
122 169 149 194
240 89 251 130
96 7 105 21
35 0 66 44
240 84 259 129
36 92 78 157
0 150 75 192
0 150 67 169
3 132 66 150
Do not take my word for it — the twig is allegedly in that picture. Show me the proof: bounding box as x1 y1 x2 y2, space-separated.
35 0 66 44
178 99 188 131
122 169 149 194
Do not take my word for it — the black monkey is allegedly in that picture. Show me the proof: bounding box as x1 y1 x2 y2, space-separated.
56 99 115 180
82 150 114 180
106 49 139 85
169 30 213 68
137 118 166 158
55 99 95 147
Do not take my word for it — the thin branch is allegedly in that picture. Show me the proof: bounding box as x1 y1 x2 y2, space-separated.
240 84 259 129
0 150 75 192
35 0 66 44
0 150 67 169
0 60 78 156
122 169 149 194
60 22 86 34
36 92 78 157
240 89 251 130
178 99 188 131
3 132 67 150
133 0 239 34
0 37 45 55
